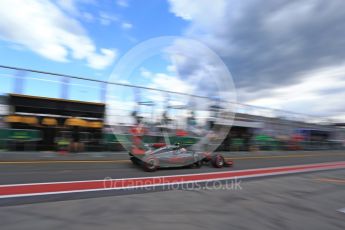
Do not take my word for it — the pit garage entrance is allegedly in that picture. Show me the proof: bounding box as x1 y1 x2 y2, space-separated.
4 94 105 151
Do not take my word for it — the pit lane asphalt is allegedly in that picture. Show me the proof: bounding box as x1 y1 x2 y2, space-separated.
1 151 345 185
1 169 344 230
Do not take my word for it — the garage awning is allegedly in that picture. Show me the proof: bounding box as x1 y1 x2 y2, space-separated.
42 117 58 126
21 116 38 125
4 115 38 125
65 117 88 127
4 115 22 123
87 121 103 128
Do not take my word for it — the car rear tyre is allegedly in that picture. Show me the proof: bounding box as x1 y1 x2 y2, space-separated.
142 157 159 172
211 154 225 168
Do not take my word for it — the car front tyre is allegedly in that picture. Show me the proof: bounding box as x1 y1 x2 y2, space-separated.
142 157 159 172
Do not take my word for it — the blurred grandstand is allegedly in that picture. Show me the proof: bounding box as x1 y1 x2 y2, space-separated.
0 65 344 152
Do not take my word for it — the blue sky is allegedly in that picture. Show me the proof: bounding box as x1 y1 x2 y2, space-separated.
1 0 345 121
0 0 188 102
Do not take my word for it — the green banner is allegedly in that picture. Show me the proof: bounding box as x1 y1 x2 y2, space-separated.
0 129 42 141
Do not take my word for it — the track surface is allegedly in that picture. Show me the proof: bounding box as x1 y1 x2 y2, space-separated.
1 168 344 230
1 151 345 229
1 151 345 185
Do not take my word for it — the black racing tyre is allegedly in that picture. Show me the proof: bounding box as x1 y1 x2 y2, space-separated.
193 160 203 168
130 157 140 166
211 154 225 168
142 157 159 172
191 153 202 168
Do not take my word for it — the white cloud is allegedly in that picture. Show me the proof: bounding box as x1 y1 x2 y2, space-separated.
121 22 133 30
116 0 129 8
99 11 119 26
168 0 227 31
169 0 225 20
87 48 117 69
140 68 152 78
98 12 132 31
150 72 195 94
246 64 345 117
82 12 94 22
167 0 345 121
56 0 79 15
166 65 176 73
0 0 116 69
57 0 96 22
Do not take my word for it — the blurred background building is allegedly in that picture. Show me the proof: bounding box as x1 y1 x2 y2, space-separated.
0 65 344 152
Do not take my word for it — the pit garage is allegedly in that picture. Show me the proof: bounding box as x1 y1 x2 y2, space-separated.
3 94 105 151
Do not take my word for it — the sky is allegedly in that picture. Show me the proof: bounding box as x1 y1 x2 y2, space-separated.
0 0 344 121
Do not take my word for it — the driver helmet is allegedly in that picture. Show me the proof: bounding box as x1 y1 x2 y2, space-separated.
175 142 181 148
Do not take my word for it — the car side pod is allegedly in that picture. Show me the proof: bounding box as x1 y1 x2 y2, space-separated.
132 147 146 155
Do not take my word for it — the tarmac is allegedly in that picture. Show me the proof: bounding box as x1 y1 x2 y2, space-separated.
1 149 344 162
0 168 344 230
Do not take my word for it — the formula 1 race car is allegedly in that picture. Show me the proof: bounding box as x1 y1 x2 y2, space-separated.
129 143 233 172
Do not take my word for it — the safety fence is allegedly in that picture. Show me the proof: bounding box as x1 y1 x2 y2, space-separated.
0 128 343 152
0 65 344 152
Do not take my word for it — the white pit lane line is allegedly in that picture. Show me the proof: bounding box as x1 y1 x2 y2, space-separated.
337 208 345 214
